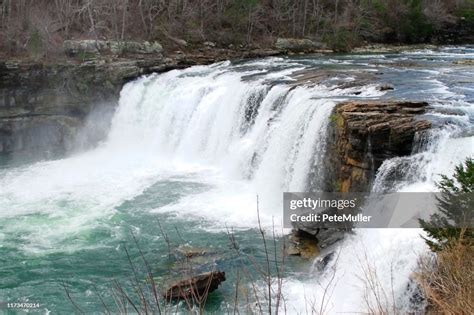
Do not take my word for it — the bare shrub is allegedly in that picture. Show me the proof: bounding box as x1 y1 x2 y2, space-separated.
417 234 474 314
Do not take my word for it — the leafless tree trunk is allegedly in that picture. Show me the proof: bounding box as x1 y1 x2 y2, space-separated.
121 0 128 40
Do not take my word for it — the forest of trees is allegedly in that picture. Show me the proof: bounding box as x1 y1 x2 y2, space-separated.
1 0 473 58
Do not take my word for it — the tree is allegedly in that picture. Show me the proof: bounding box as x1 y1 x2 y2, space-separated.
419 158 474 251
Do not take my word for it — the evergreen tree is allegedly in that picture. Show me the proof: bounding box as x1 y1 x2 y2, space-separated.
419 158 474 251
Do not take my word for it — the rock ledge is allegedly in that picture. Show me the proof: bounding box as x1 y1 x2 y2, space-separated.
327 100 432 193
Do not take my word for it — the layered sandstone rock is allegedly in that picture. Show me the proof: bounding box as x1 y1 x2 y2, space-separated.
326 100 432 193
293 100 432 251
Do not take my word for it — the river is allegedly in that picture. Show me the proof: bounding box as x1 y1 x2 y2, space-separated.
0 46 473 314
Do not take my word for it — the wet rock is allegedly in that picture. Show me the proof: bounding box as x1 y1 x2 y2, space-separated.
287 230 320 259
292 218 347 250
176 246 208 258
378 84 394 91
289 69 376 90
454 59 474 65
164 271 226 301
351 44 437 54
321 100 432 193
275 38 326 53
293 101 432 249
313 252 335 271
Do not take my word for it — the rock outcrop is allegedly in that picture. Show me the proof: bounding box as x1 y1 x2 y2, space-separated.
324 100 432 193
63 40 163 56
275 38 327 53
0 48 281 158
292 100 432 253
0 58 169 157
164 271 226 301
287 230 320 258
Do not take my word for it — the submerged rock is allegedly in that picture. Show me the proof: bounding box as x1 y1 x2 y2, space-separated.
454 59 474 65
176 246 208 258
378 84 394 91
164 271 226 301
313 252 335 271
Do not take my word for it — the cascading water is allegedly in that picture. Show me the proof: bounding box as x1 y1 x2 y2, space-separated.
0 48 473 313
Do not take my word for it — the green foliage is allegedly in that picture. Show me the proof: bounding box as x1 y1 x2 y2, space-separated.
28 29 43 60
225 0 258 22
456 7 474 24
399 0 433 42
419 158 474 251
324 28 355 53
368 0 386 13
329 114 339 123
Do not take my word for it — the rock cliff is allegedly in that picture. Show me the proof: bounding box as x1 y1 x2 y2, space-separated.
292 100 432 252
324 100 432 193
0 46 280 159
0 58 170 158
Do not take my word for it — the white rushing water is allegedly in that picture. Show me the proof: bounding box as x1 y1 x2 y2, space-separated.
0 54 473 313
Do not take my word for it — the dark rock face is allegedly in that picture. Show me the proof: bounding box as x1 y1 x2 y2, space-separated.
324 100 432 193
164 271 226 301
0 58 170 158
0 49 281 159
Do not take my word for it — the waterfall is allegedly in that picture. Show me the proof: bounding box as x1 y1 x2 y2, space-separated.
102 62 339 213
0 59 355 248
1 53 472 313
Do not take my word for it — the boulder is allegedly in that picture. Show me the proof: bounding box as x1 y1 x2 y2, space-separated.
203 41 216 47
275 38 326 52
378 84 394 91
176 246 208 258
287 230 320 258
164 271 225 301
313 252 335 271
